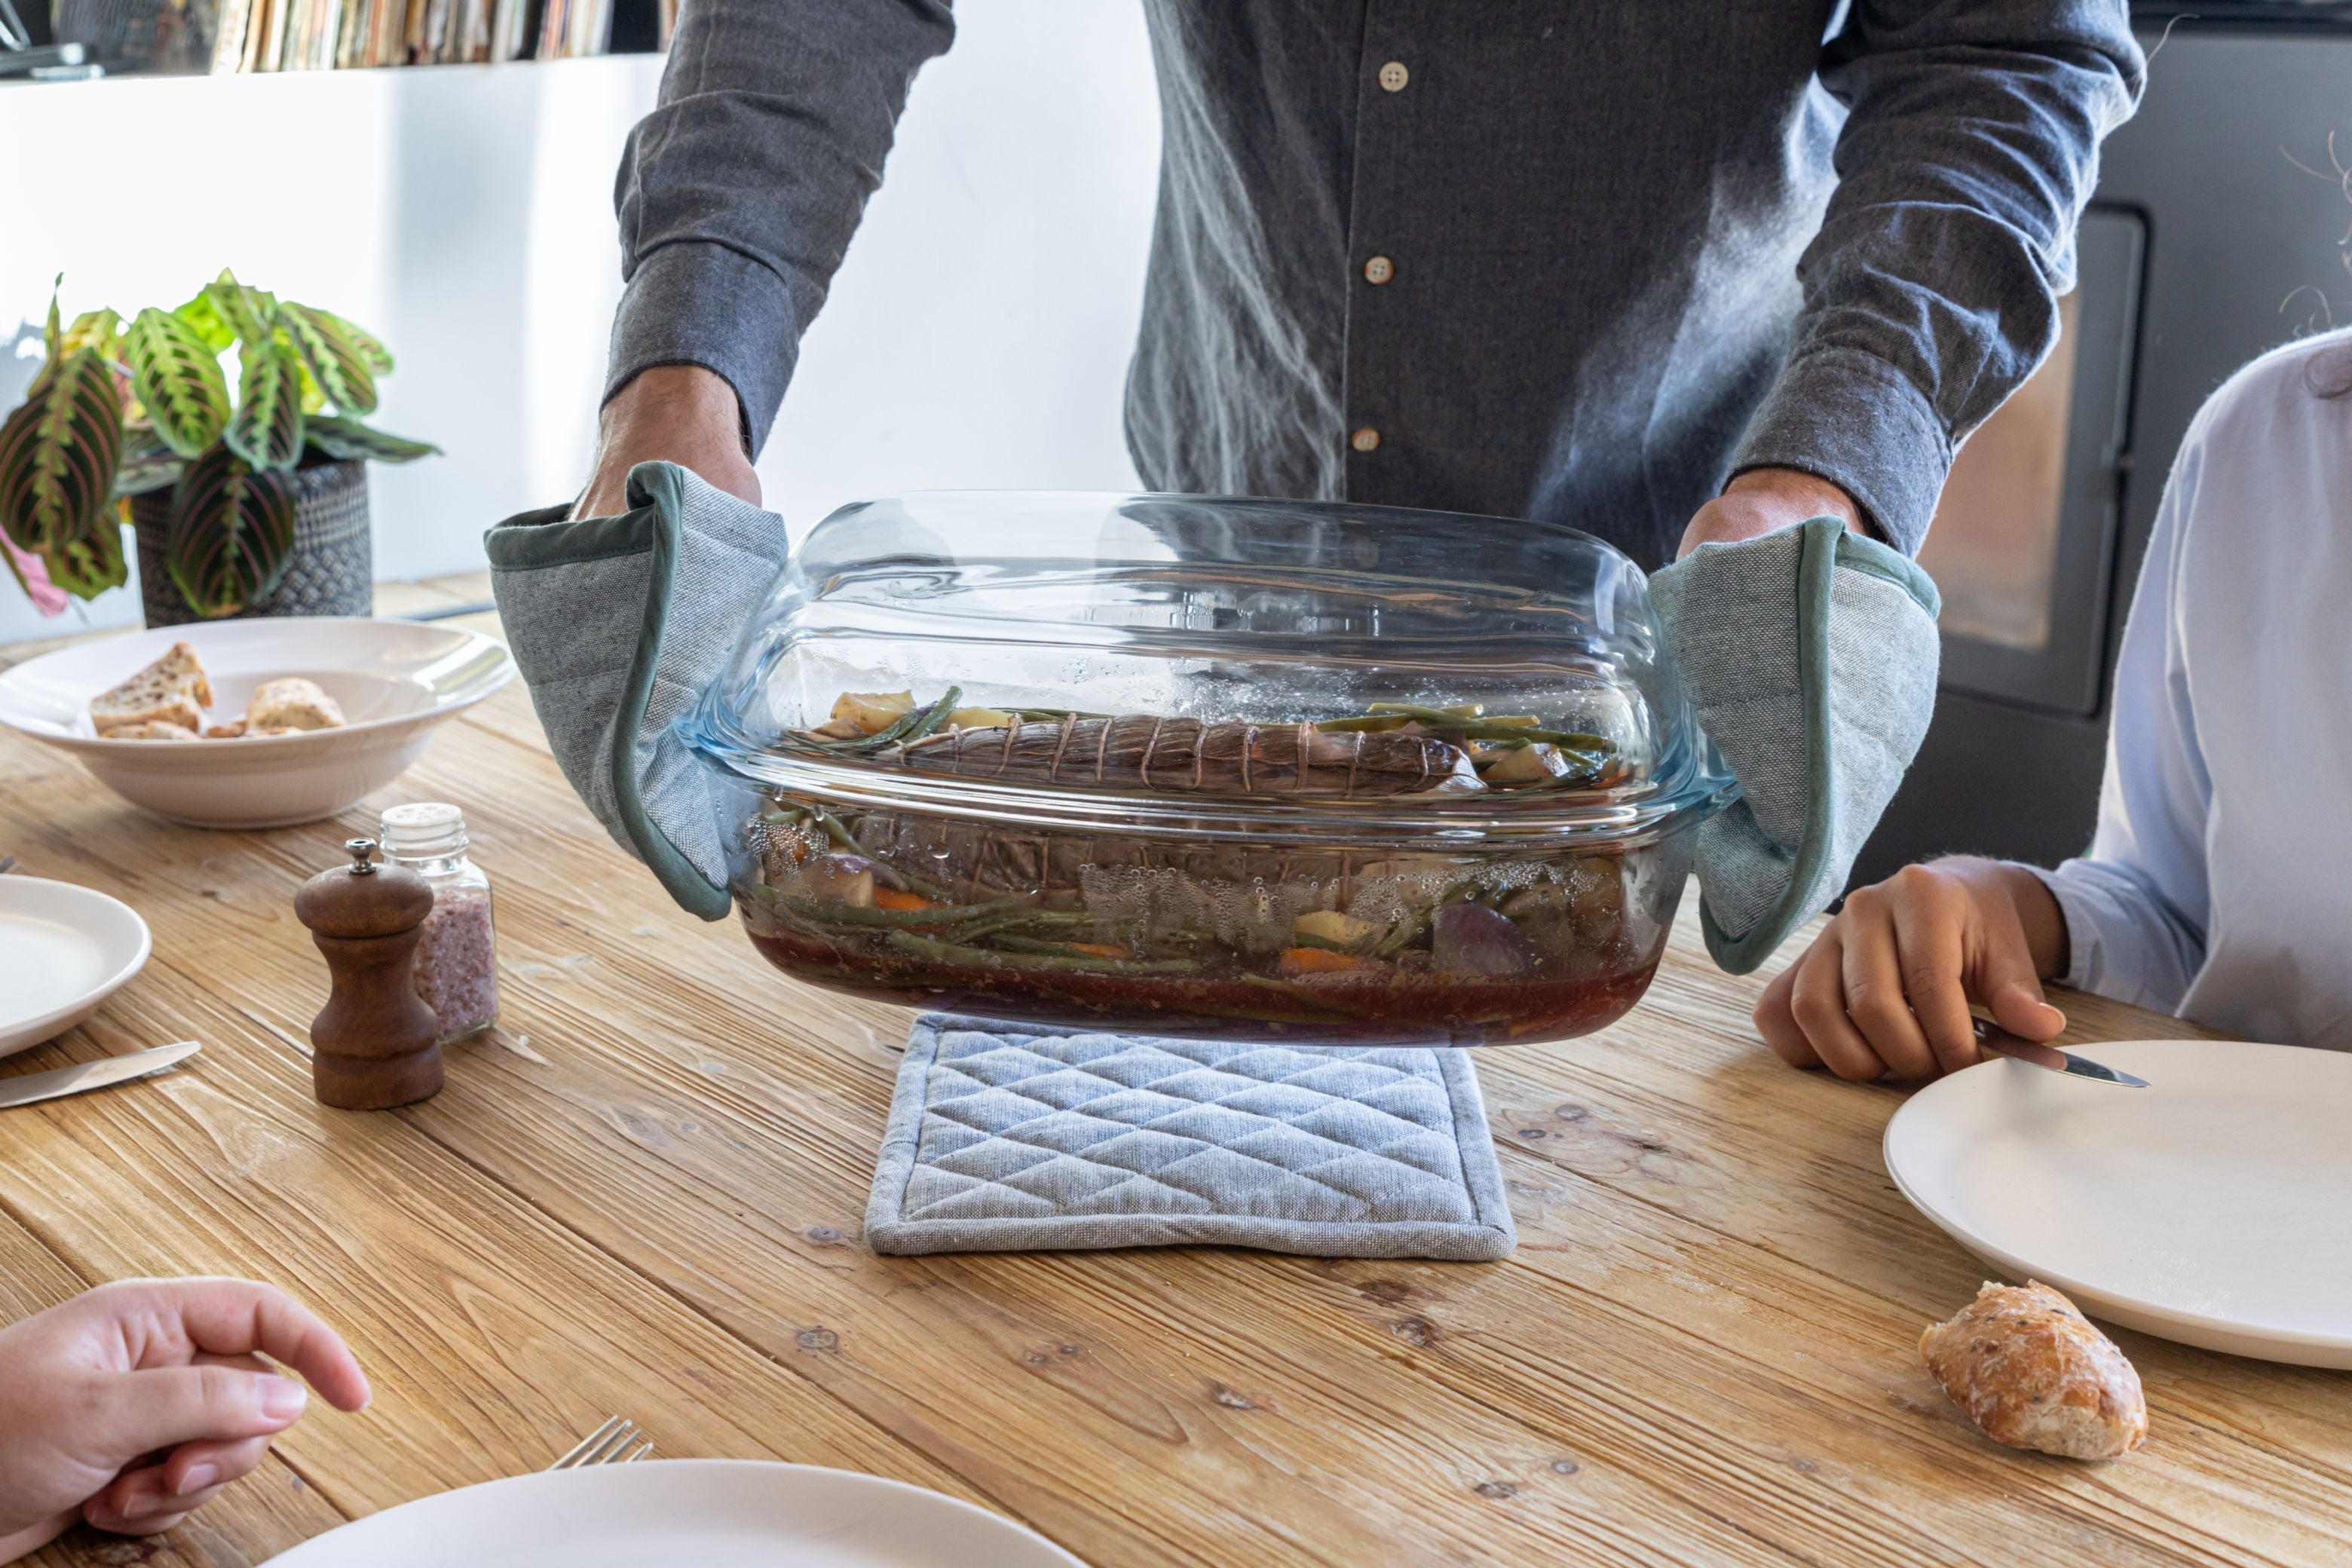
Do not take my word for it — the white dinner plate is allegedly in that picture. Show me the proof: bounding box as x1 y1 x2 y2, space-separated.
1885 1040 2352 1366
262 1460 1086 1567
0 617 513 828
0 877 152 1060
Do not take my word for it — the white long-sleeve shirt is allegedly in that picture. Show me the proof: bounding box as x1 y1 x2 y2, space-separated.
2032 329 2352 1049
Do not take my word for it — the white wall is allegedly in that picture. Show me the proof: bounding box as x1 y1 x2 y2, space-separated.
0 0 1162 642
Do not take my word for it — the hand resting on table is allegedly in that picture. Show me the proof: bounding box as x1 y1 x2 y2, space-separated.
0 1279 370 1563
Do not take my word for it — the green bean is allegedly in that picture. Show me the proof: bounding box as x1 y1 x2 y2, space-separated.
884 931 1199 974
797 808 965 901
989 933 1131 958
1012 706 1113 722
802 686 964 755
1370 909 1428 959
893 686 962 747
1365 702 1486 721
1450 724 1614 747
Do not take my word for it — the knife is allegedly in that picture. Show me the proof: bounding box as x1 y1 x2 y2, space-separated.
1971 1018 2148 1088
0 1041 201 1110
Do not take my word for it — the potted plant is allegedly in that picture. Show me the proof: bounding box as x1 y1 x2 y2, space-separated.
0 271 437 624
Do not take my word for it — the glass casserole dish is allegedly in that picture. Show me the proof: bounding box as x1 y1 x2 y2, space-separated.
685 493 1731 1046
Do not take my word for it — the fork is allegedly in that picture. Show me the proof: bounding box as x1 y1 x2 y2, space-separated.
0 856 17 875
548 1416 656 1469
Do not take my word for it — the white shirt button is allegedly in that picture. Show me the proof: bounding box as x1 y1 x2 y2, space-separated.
1363 256 1395 285
1378 60 1408 93
1350 427 1381 453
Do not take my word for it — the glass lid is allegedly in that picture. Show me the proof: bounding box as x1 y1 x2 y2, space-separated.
688 492 1727 844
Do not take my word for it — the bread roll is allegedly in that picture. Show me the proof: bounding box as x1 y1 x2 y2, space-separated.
247 677 347 732
1920 1281 2148 1459
90 642 212 735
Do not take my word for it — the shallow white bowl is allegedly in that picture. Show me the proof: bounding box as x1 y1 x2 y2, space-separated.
0 617 514 828
0 877 152 1060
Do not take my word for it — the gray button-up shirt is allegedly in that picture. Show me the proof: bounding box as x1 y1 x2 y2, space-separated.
606 1 2141 570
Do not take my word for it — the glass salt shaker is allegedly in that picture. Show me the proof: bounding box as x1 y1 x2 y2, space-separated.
378 802 498 1044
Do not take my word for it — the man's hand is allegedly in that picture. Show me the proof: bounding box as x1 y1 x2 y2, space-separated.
1753 856 2070 1083
0 1279 370 1562
1677 467 1869 559
572 365 761 522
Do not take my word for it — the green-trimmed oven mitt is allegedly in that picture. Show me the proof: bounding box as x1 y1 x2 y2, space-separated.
1646 515 1940 975
484 461 789 920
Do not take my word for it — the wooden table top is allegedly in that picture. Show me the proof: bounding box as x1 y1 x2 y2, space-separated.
2 579 2345 1568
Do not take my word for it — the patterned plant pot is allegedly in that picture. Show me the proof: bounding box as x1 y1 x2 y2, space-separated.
132 458 373 627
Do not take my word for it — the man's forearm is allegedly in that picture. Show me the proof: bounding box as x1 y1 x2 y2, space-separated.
607 0 954 457
1677 467 1868 559
573 365 758 521
1730 2 2144 556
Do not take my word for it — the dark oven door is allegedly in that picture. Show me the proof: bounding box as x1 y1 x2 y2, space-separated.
1914 206 2145 715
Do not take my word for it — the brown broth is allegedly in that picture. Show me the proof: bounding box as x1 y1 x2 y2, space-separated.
744 923 1661 1047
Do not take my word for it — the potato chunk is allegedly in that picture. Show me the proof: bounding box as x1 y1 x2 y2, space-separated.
828 690 916 736
1295 910 1380 948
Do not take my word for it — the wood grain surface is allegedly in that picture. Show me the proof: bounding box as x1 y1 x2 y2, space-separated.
1 577 2344 1567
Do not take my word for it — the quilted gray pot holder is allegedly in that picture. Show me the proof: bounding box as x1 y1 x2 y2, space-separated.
866 1015 1517 1260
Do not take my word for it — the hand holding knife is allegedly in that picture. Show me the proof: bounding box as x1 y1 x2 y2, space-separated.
1971 1018 2148 1088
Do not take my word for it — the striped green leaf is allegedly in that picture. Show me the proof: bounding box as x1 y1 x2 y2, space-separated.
206 272 280 348
166 446 295 617
61 308 122 360
172 289 238 355
326 311 392 374
124 308 231 458
303 414 438 464
0 348 128 599
280 302 378 415
225 337 305 472
292 351 329 415
40 276 61 363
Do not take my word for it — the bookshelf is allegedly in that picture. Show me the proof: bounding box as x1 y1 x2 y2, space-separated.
18 0 666 77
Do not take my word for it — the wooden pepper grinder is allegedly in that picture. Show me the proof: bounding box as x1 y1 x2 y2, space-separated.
295 837 443 1110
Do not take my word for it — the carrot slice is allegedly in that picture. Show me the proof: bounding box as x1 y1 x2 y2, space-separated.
872 888 936 913
1279 946 1371 975
1061 942 1127 959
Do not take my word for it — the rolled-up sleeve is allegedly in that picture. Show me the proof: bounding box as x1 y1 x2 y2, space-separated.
2019 409 2213 1015
1732 1 2143 554
606 0 955 455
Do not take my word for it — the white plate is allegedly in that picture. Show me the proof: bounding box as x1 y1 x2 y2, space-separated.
0 617 513 828
1885 1040 2352 1366
0 877 152 1060
262 1461 1086 1567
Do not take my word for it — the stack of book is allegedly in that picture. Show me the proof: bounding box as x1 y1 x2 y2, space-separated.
206 0 669 70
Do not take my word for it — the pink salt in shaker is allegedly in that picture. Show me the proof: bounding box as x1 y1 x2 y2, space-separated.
379 801 499 1044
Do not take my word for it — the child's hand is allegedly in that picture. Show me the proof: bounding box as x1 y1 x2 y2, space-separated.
1753 857 2070 1081
0 1279 369 1562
